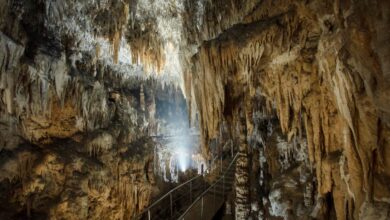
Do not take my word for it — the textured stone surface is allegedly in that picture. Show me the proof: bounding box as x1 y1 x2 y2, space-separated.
184 0 390 219
0 0 389 219
0 1 191 218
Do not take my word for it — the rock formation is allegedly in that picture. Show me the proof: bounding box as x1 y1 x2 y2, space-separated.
0 0 389 219
185 0 390 219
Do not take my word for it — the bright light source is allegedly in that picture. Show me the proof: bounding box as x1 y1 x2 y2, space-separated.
176 148 188 172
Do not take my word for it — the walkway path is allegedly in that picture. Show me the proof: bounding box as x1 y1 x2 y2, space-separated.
137 153 237 220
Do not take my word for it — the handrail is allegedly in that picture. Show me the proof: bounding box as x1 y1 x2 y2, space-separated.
138 152 238 220
138 174 202 217
177 152 239 219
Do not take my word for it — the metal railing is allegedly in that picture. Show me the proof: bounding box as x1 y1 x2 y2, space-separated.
137 174 202 220
178 152 238 220
137 149 238 220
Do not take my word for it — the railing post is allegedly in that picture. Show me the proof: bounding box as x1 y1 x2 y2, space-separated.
220 156 222 174
170 193 173 217
190 181 192 203
213 185 216 209
201 196 204 219
223 175 225 198
231 142 233 158
148 210 151 220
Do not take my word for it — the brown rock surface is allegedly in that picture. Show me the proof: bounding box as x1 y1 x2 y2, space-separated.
0 0 389 219
184 0 390 219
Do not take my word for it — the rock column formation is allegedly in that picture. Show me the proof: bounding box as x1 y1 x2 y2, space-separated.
235 114 250 219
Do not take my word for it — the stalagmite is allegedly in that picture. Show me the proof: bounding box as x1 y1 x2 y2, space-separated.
235 114 251 219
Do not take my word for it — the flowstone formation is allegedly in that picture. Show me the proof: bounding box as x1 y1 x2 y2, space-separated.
0 0 389 219
183 0 390 219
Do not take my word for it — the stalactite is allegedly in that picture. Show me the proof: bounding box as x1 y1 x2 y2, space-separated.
112 31 121 64
86 132 114 158
0 0 388 218
17 152 34 190
188 0 390 218
140 84 145 112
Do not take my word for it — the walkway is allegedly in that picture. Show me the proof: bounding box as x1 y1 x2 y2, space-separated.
137 153 238 220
